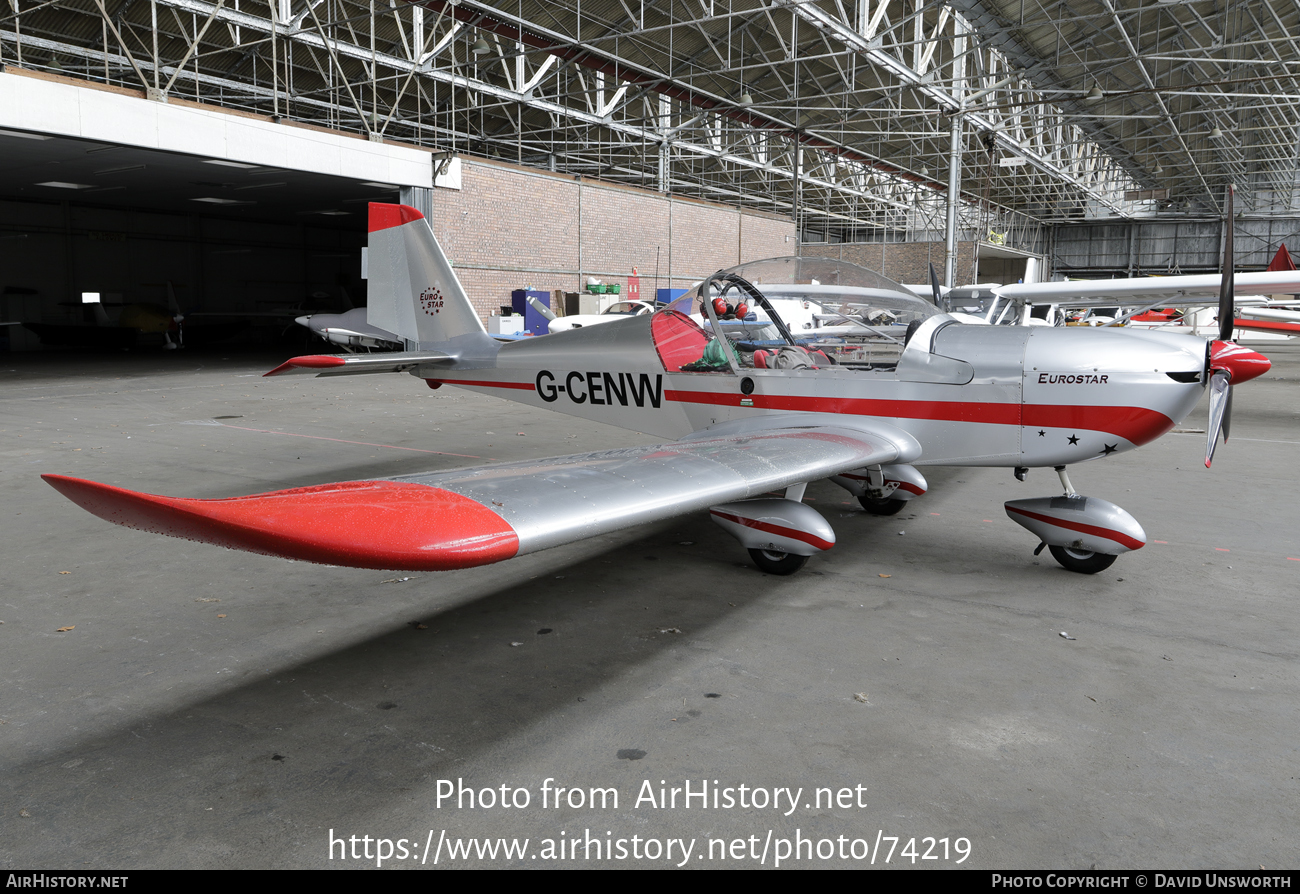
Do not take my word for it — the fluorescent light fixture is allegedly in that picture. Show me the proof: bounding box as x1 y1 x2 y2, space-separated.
203 159 258 169
191 197 253 205
94 165 146 175
81 292 101 304
0 129 51 141
235 182 287 190
360 181 399 189
299 209 350 216
37 181 95 189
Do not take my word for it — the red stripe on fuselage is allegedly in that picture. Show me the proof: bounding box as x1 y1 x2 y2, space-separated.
430 377 1173 447
1005 505 1145 551
664 390 1173 446
1020 405 1174 446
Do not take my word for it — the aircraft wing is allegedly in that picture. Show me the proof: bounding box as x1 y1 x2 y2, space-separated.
995 270 1300 305
42 416 919 571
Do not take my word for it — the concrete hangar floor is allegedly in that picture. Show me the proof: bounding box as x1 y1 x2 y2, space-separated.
1 344 1297 870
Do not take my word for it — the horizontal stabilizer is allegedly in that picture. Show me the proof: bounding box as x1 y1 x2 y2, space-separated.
44 419 916 570
263 351 453 377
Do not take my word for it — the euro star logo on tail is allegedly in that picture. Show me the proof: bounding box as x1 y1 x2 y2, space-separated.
420 286 445 316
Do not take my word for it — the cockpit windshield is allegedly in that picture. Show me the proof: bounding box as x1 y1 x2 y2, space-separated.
655 256 940 371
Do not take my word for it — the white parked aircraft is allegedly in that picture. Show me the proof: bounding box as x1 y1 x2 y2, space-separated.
294 307 402 351
545 300 658 333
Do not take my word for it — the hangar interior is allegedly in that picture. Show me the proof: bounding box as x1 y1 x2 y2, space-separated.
4 0 1300 873
6 0 1300 348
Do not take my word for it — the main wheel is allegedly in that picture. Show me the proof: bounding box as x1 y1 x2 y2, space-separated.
857 495 907 515
748 548 809 575
1048 545 1117 574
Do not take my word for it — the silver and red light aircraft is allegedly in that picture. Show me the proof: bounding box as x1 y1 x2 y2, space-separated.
44 197 1271 576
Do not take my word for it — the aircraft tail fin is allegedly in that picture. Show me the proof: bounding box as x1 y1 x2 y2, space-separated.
366 203 489 354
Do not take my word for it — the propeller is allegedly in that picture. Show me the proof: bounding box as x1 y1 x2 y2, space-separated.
526 295 557 322
1217 188 1236 344
164 281 185 350
927 263 944 307
1204 184 1270 467
1205 185 1237 467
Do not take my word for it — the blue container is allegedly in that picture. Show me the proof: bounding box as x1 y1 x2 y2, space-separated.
655 288 689 307
510 289 551 336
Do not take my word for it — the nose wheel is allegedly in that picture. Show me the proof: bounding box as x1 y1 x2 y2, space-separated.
1048 545 1117 574
1008 467 1145 575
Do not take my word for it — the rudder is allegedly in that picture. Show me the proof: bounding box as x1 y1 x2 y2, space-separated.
367 203 486 349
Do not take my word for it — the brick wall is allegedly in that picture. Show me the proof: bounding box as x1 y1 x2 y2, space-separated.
423 156 984 319
426 157 798 319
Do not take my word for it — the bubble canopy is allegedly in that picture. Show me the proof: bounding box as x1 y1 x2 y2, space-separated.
669 256 940 333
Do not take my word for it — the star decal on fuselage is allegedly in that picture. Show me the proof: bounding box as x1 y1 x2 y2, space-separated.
1038 430 1046 437
1068 434 1080 445
1101 443 1118 456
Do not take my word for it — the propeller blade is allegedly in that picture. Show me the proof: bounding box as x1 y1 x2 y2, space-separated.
927 263 943 307
1218 184 1235 342
526 295 556 322
1205 369 1231 468
1222 380 1233 442
165 281 184 317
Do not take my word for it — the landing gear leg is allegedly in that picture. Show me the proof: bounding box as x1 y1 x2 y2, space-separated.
1055 465 1077 496
858 465 907 515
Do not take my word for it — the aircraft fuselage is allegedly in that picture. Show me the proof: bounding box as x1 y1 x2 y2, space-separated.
422 314 1209 469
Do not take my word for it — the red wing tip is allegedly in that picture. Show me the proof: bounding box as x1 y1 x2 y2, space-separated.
42 472 98 491
264 355 348 376
43 474 520 571
368 202 425 232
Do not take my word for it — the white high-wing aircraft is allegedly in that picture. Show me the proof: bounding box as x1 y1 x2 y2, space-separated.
544 299 658 333
294 306 402 351
43 202 1269 577
948 271 1300 333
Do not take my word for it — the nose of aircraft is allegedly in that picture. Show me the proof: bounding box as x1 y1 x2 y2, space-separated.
295 314 312 328
1210 340 1271 384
